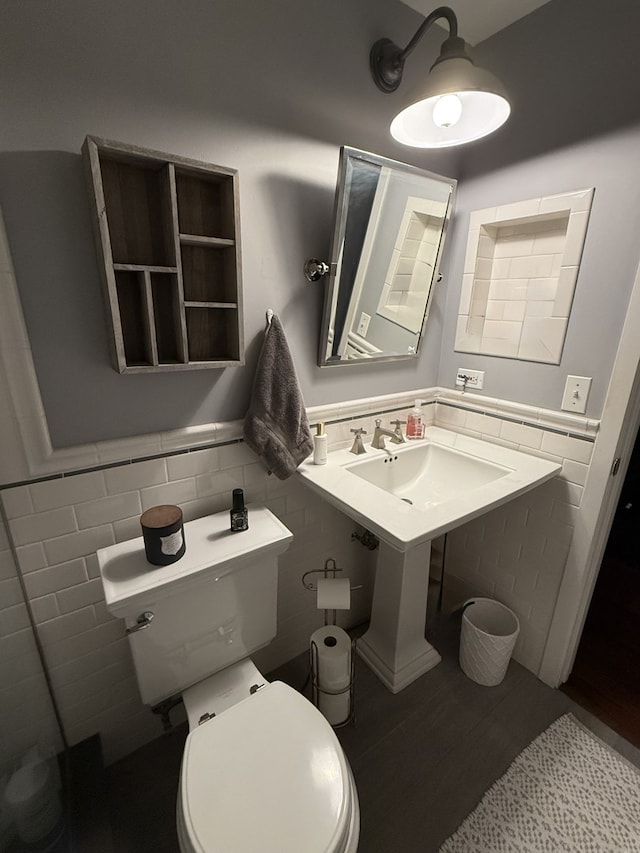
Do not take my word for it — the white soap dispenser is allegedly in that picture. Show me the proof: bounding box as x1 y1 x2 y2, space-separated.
313 422 328 465
406 400 424 440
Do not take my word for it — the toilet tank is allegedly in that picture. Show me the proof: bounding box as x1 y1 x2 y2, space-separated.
97 506 293 706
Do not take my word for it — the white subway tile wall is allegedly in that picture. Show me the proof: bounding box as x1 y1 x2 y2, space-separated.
0 514 65 774
1 444 376 765
436 400 592 673
0 395 595 766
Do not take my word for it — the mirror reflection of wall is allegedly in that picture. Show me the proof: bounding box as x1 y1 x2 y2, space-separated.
376 192 448 334
319 147 456 367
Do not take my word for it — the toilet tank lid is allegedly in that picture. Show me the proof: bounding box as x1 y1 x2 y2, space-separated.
97 506 293 616
180 682 351 853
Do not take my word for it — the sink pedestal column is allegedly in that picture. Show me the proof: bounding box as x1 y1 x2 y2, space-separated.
357 539 441 693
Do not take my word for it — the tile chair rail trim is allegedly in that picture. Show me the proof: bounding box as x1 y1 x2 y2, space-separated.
1 389 597 493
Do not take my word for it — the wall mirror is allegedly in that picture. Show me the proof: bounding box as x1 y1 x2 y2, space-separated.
317 146 456 366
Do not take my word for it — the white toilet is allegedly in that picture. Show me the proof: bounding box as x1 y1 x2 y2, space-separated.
98 506 360 853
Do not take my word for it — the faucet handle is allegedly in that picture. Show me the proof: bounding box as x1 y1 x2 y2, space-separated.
390 419 407 443
349 427 367 455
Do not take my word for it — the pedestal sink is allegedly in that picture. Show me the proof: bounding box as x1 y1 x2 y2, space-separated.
297 426 561 692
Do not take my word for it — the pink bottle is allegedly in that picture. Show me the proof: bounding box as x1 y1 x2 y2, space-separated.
406 399 424 439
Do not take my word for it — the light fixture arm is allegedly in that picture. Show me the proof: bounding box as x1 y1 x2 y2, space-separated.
370 6 460 93
400 6 457 61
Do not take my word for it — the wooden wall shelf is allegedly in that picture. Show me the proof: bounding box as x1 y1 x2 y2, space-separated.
83 136 244 373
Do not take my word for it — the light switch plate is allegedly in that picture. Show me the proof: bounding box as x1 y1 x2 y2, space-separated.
561 375 592 413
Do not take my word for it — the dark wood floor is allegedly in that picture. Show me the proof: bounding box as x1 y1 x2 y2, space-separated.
104 593 640 853
562 552 640 749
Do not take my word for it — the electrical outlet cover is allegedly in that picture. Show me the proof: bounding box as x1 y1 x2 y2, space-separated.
357 312 371 337
456 368 484 390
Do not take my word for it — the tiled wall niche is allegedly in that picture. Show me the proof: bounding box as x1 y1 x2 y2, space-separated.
1 391 597 766
455 188 594 362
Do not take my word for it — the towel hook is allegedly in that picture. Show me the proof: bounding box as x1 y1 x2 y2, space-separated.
266 309 274 326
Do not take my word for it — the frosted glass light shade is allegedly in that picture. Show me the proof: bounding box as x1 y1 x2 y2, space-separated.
390 56 510 148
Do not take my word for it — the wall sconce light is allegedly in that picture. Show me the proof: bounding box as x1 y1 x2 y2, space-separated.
370 6 510 148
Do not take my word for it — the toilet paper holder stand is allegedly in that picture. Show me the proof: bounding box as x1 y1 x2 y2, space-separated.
309 631 356 728
301 557 362 627
304 558 359 728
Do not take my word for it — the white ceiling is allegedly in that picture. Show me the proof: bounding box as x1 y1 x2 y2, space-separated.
400 0 552 45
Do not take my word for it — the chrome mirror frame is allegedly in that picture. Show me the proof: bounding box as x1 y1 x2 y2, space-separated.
316 146 456 367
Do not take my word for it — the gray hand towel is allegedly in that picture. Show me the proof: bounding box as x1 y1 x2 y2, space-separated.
243 314 314 479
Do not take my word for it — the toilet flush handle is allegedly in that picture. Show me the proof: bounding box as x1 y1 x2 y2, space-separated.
126 611 155 634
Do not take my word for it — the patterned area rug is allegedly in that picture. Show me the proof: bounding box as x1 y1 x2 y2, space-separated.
440 714 640 852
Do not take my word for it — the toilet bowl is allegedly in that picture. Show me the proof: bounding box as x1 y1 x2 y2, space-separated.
97 506 360 853
177 663 359 853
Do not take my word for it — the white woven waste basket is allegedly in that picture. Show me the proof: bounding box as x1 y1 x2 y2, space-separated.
459 598 520 686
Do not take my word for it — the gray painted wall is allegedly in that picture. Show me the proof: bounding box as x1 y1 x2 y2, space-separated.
2 0 640 445
436 0 640 416
0 0 456 448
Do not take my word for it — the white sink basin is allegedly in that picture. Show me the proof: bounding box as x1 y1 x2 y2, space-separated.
298 426 561 552
346 442 511 508
297 425 561 694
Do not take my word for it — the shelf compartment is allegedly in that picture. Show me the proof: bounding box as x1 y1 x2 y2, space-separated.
175 168 236 240
115 271 153 367
114 271 186 367
185 306 240 362
180 243 238 303
99 158 174 267
149 273 187 365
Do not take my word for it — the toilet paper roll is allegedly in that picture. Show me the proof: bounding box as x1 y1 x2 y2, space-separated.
316 577 351 611
311 625 352 726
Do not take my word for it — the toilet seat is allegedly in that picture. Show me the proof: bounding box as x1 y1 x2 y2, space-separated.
177 681 358 853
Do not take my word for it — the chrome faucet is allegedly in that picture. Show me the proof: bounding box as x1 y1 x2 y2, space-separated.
371 419 405 450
